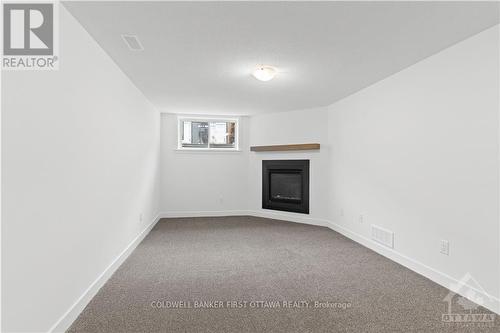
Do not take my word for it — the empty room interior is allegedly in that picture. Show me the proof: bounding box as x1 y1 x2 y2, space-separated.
2 1 500 332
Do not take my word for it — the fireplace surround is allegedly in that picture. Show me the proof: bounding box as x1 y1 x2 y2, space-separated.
262 160 310 214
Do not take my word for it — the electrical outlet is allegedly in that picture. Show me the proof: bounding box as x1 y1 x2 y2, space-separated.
359 214 364 224
440 240 449 255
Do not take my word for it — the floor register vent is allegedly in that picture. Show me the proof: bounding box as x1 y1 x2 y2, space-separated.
371 225 394 249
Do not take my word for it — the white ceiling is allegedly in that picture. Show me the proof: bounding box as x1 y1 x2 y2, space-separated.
63 1 499 115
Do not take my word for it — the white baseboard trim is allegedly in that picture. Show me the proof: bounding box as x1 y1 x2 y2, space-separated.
159 210 328 228
159 210 252 218
325 219 500 315
249 210 329 227
48 214 161 333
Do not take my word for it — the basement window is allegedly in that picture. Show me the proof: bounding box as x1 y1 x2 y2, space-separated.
178 117 239 150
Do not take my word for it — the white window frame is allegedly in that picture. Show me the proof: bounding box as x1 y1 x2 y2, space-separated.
177 116 240 151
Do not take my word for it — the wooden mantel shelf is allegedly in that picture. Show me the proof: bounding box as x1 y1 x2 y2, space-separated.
250 143 320 152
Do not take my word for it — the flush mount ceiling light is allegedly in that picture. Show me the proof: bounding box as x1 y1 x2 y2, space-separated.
252 65 277 82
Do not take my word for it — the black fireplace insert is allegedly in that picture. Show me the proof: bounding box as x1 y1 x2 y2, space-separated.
262 160 309 214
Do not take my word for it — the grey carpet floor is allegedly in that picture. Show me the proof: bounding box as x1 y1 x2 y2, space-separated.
68 216 498 332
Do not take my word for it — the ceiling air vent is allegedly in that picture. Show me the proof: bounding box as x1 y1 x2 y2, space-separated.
121 35 144 51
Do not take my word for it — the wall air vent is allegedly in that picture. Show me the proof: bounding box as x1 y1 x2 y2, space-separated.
371 225 394 249
121 35 144 51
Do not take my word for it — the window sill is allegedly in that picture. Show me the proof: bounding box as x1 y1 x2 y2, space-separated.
175 148 242 152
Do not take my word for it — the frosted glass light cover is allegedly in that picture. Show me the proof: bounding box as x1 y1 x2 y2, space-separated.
252 65 277 81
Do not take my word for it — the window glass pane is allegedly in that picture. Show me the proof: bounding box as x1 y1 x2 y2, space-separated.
209 121 236 148
179 119 237 149
181 121 208 148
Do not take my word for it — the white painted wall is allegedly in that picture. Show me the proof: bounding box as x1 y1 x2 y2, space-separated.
328 25 500 303
248 107 330 225
160 106 330 226
160 113 249 215
159 108 330 225
3 6 498 331
1 6 160 332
